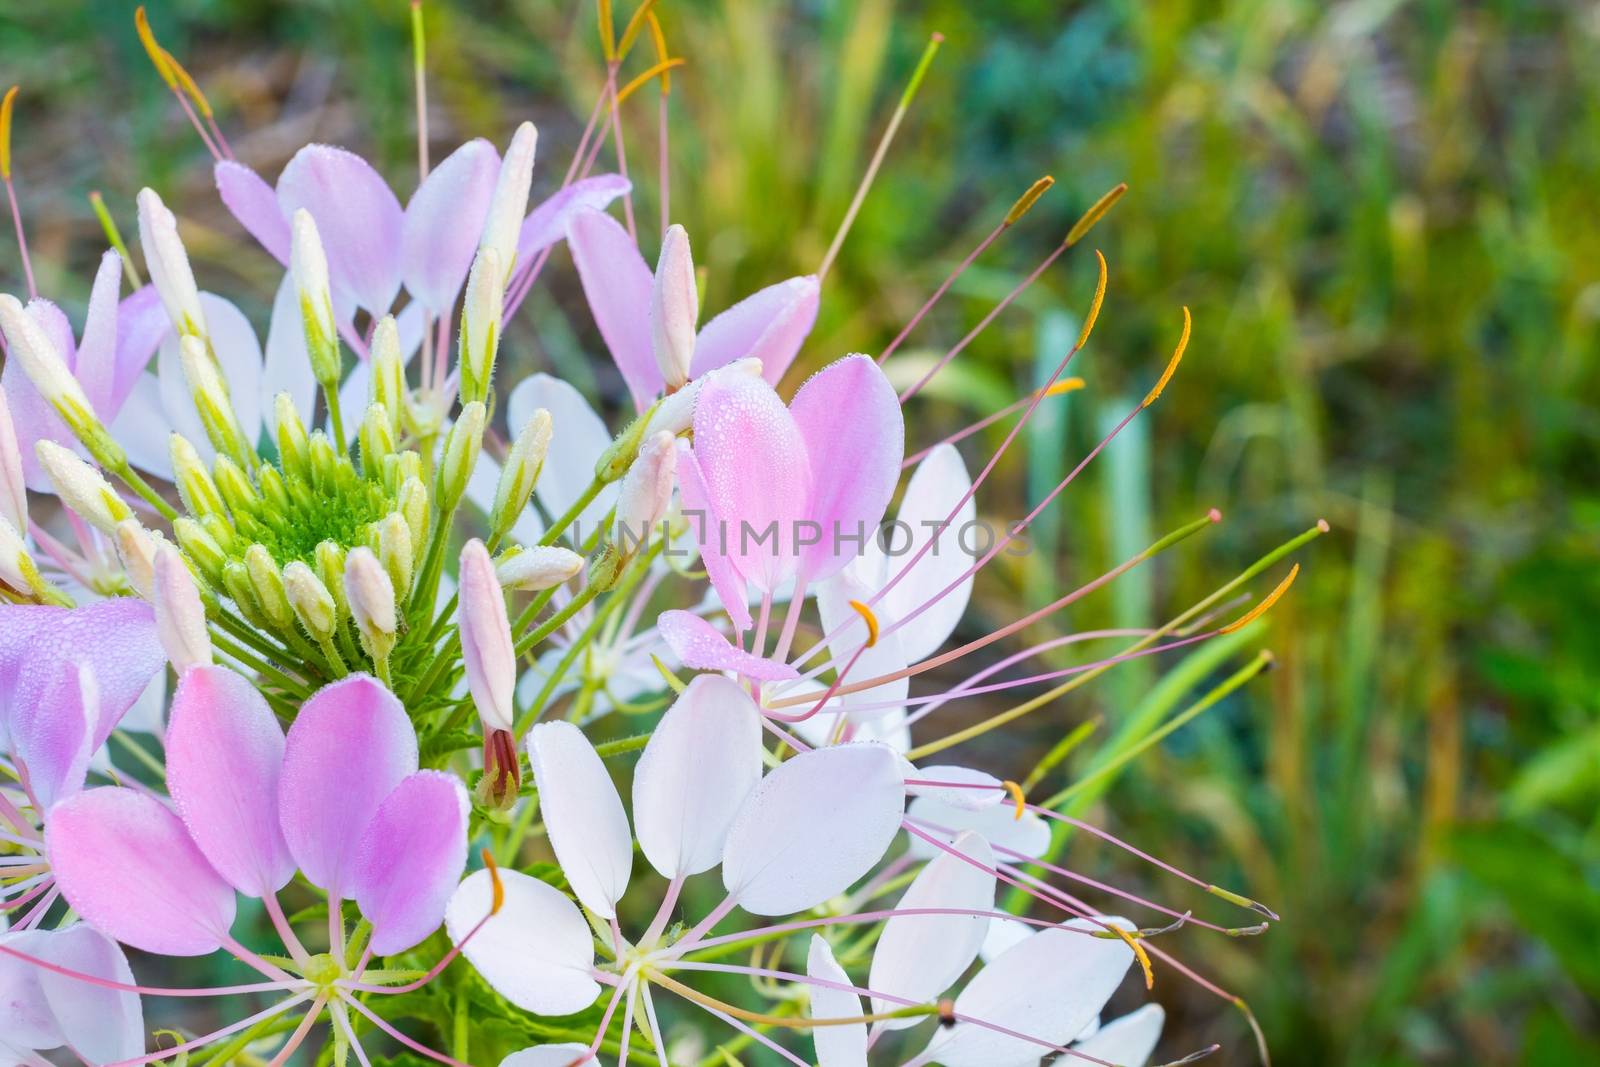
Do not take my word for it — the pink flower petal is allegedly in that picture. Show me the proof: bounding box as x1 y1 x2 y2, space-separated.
47 787 238 957
14 660 96 810
674 441 750 631
656 609 798 681
789 355 903 584
278 674 418 897
692 275 820 385
214 160 292 264
565 208 660 409
351 770 469 955
517 175 631 263
165 665 295 898
0 604 65 750
108 285 167 419
402 138 501 313
73 251 124 417
34 924 145 1063
276 145 404 314
690 372 811 593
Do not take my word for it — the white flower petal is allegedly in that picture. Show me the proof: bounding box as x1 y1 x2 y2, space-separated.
808 935 867 1067
906 764 1005 811
906 794 1051 860
1063 1004 1165 1067
526 721 632 918
879 443 977 662
979 915 1033 963
815 566 910 718
445 869 599 1016
501 1045 596 1067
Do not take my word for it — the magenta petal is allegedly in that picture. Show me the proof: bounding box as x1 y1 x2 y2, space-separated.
692 275 820 385
690 372 811 592
674 441 751 631
108 285 167 418
12 599 165 753
657 609 798 680
518 175 631 262
565 208 660 409
277 145 404 314
47 788 237 957
402 138 501 313
166 665 295 898
215 160 292 265
789 355 904 583
278 674 419 897
15 660 95 810
351 770 469 956
74 251 124 417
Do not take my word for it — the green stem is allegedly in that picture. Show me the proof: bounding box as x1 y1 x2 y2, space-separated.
110 729 168 781
537 477 605 547
514 581 603 656
210 631 312 697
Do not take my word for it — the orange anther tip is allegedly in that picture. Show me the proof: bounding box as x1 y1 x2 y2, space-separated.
848 599 880 647
1040 377 1085 398
1141 306 1191 408
481 848 505 914
1001 780 1026 820
0 85 16 181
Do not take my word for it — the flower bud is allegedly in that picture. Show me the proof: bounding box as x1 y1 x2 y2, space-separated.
358 402 395 477
374 511 414 600
370 315 406 437
0 514 43 595
614 430 675 550
459 538 516 734
399 475 430 551
643 356 763 439
291 208 341 388
0 295 96 438
457 247 504 406
137 188 207 339
256 463 291 514
435 401 485 515
173 517 228 584
154 544 212 672
0 388 28 534
496 545 584 591
169 433 226 518
651 224 697 390
211 454 260 518
275 393 311 482
221 561 270 630
244 544 294 630
308 431 340 490
283 561 337 642
114 519 166 599
480 121 537 280
344 546 397 666
315 540 350 620
179 335 248 466
199 513 239 555
477 726 522 813
490 408 551 544
35 441 132 534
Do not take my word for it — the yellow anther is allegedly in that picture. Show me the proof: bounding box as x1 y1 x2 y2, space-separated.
1074 249 1108 352
1000 780 1026 820
160 48 215 119
134 7 178 88
1109 923 1155 990
646 12 671 94
597 0 617 62
1141 306 1191 408
617 0 662 60
1064 181 1128 247
481 848 505 915
1219 563 1299 634
1039 376 1086 399
1004 175 1054 225
616 58 687 106
848 599 879 647
0 85 16 181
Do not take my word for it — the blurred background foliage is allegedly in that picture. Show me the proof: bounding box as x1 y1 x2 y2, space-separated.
3 0 1598 1064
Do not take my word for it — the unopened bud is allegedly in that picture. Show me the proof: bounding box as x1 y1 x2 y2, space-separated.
114 519 166 599
315 540 350 620
221 561 270 630
344 546 397 665
0 515 43 595
179 335 248 466
457 248 504 406
398 475 430 551
480 122 537 279
490 408 551 543
496 545 583 591
458 539 515 733
35 441 131 534
615 431 675 548
0 295 97 442
477 726 521 813
435 401 485 515
370 315 406 436
137 187 206 339
198 513 238 555
374 511 414 600
244 544 293 630
154 545 211 672
170 433 226 518
651 224 697 390
291 208 341 387
0 389 28 533
211 454 260 518
256 463 290 514
173 517 227 584
644 357 762 439
275 393 311 482
358 402 395 476
308 431 339 490
283 561 337 641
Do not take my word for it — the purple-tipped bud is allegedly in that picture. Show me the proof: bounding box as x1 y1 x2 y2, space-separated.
615 430 676 548
458 538 515 733
154 544 211 672
651 224 698 390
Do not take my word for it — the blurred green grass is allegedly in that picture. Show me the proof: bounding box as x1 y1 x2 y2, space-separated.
3 1 1598 1063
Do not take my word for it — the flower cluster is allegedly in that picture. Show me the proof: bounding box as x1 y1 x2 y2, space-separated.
0 4 1317 1066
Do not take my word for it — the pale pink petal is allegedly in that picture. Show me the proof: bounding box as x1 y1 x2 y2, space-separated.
276 144 404 313
517 175 631 263
877 443 976 662
278 674 419 897
721 742 905 915
445 868 599 1015
869 831 994 1030
73 251 124 417
789 355 903 584
906 794 1051 861
351 770 469 955
0 929 64 1049
14 660 96 810
808 935 867 1067
35 924 144 1063
165 664 295 898
214 160 292 263
692 275 820 385
905 765 1005 811
402 138 501 313
1063 1004 1165 1067
525 721 631 919
633 675 763 879
565 208 659 409
690 371 811 593
107 286 167 419
47 788 238 957
922 918 1133 1067
814 565 909 718
656 609 797 681
0 604 64 750
674 441 750 631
